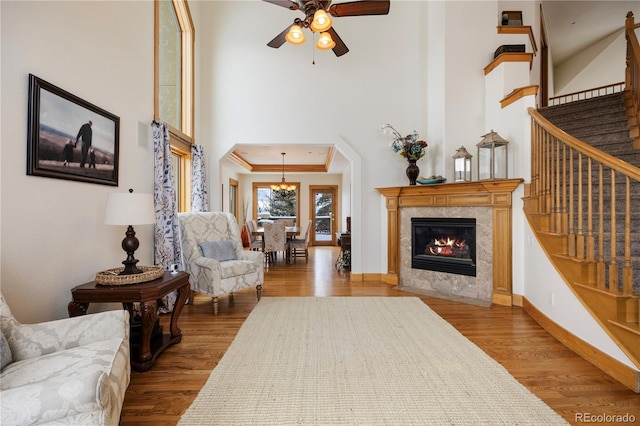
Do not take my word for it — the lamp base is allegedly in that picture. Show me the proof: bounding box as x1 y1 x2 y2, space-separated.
119 225 144 275
119 260 144 275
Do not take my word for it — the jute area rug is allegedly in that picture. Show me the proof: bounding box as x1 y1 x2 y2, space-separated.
179 297 567 425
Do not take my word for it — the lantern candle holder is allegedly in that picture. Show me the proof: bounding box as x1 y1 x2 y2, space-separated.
477 130 509 180
453 146 473 182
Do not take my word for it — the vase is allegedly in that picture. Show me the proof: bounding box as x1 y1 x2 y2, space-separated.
406 159 419 185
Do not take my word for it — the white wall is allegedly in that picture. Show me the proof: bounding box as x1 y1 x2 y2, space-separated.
196 0 428 275
1 1 155 322
554 30 626 95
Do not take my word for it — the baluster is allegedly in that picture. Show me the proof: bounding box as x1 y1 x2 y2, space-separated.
576 152 584 259
596 163 606 289
609 169 618 293
586 158 594 261
543 130 550 214
531 120 539 205
553 138 562 233
568 146 576 257
623 176 633 295
560 143 568 234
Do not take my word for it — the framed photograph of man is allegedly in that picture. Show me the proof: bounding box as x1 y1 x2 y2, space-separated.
27 74 120 186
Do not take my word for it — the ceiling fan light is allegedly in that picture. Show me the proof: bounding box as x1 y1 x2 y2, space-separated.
285 24 305 45
316 32 335 50
310 9 332 32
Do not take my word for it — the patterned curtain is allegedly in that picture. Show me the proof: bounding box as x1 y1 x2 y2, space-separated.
191 144 209 212
152 120 181 312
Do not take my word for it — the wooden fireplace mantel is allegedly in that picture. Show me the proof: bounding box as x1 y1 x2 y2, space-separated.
376 178 523 306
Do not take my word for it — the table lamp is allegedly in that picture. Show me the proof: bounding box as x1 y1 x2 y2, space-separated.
105 189 155 275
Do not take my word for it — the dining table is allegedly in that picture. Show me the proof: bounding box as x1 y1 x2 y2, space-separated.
252 226 301 263
252 226 301 238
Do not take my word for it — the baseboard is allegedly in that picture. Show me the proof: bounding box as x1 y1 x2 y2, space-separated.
523 297 640 393
512 294 524 307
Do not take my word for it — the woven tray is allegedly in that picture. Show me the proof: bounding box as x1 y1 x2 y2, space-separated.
95 265 164 286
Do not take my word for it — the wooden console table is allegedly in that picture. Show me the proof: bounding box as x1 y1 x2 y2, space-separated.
68 271 190 372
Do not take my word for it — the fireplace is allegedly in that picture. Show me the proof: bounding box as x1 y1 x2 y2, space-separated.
411 218 476 277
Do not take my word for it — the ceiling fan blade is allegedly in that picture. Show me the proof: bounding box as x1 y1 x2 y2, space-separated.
262 0 300 11
267 24 294 48
327 27 349 57
328 0 390 17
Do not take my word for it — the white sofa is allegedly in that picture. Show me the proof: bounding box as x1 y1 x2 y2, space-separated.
0 292 130 425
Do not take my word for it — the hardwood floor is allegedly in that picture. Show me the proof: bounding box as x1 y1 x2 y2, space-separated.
120 247 640 425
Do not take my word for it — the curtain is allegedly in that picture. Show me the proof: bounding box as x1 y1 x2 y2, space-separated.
152 120 181 312
191 144 209 212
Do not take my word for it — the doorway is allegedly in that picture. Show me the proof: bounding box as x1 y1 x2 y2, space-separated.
310 186 337 246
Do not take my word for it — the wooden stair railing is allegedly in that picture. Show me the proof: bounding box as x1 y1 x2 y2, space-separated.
625 11 640 146
526 107 640 371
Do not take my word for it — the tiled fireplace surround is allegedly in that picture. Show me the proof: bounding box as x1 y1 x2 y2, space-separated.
377 179 523 306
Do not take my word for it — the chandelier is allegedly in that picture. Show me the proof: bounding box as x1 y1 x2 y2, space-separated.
285 9 336 51
271 152 296 196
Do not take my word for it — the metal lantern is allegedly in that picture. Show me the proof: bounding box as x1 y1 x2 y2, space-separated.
453 146 473 182
477 130 509 180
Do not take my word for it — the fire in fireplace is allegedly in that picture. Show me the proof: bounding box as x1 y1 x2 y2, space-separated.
411 218 476 276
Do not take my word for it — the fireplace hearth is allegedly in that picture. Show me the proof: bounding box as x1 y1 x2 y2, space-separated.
411 218 476 276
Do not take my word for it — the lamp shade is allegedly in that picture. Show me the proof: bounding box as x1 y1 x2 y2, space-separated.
316 32 336 50
310 9 332 32
105 191 155 225
285 24 305 45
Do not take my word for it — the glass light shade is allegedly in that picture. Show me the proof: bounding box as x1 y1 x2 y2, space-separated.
453 146 473 182
477 130 509 180
316 32 336 50
285 25 305 45
105 192 155 225
310 10 332 32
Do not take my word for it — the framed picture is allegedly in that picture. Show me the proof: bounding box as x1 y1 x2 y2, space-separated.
27 74 120 186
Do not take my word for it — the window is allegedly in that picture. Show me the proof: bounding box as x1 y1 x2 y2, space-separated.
229 178 239 222
252 183 300 225
155 0 194 212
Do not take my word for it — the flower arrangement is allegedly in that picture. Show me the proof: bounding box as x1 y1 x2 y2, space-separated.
382 123 428 161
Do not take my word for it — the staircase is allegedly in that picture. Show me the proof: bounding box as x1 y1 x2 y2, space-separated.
524 92 640 388
538 93 640 296
540 93 639 168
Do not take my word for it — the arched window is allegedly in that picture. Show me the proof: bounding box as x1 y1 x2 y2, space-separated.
155 0 194 211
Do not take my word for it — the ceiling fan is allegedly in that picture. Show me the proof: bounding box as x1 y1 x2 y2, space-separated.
264 0 390 57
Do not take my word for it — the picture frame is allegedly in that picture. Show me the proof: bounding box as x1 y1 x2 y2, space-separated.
27 74 120 186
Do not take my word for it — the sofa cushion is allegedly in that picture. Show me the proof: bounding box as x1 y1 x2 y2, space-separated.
220 259 260 279
1 332 12 370
200 240 237 262
0 338 124 426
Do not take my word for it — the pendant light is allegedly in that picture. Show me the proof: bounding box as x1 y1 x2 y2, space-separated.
271 153 296 196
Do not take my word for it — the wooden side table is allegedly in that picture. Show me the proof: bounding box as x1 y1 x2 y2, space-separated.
68 271 190 372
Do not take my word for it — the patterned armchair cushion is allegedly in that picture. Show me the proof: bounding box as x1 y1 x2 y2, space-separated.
1 338 127 425
0 293 130 426
199 240 237 261
1 332 12 369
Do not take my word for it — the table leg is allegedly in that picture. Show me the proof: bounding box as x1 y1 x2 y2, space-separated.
170 282 190 338
138 299 158 363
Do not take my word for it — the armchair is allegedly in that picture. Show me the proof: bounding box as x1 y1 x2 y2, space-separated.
178 212 264 315
0 292 130 426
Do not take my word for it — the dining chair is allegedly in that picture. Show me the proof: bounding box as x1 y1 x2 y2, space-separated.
278 219 294 227
263 221 287 265
289 220 312 262
245 220 263 251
